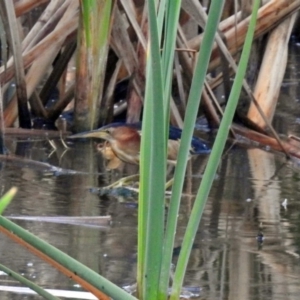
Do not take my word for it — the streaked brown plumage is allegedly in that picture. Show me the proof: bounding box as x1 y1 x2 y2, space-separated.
69 123 210 165
70 126 141 165
100 126 140 165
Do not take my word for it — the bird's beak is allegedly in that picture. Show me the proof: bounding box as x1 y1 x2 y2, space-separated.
68 129 109 140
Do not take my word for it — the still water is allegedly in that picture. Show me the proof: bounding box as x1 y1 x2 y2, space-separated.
1 49 300 300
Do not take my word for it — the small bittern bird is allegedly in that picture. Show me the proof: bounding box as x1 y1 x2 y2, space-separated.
68 123 210 165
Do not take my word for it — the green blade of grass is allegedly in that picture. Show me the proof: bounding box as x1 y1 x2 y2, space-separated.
0 263 60 300
157 0 184 299
160 0 225 298
161 0 183 147
0 216 137 300
138 0 167 298
157 0 166 39
137 63 152 297
170 0 260 298
80 0 93 47
0 187 17 215
161 0 182 123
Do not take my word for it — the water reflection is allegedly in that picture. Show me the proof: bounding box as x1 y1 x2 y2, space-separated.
1 43 300 299
1 136 300 300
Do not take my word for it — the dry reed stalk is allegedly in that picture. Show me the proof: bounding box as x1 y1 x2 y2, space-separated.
22 0 69 51
3 0 31 128
114 2 181 126
3 1 78 126
182 0 206 28
170 97 184 128
247 14 297 129
100 59 123 124
119 0 147 49
14 0 50 17
195 1 288 154
176 35 194 83
0 0 67 103
126 87 142 123
188 0 300 72
187 11 242 50
110 5 145 123
111 6 143 98
240 0 255 18
74 0 113 131
174 50 186 113
178 0 240 98
47 83 75 121
182 1 234 74
0 8 78 85
178 3 298 144
233 124 300 159
30 91 48 118
2 127 69 136
222 0 236 19
177 0 289 154
202 85 221 128
39 41 76 106
123 2 147 123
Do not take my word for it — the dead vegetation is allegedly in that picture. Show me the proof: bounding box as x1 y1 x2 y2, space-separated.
1 0 300 158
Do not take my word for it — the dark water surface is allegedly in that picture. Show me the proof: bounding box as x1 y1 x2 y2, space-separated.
1 47 300 300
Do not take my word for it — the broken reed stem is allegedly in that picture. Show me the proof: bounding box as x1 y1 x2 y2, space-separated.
247 14 297 128
14 0 50 17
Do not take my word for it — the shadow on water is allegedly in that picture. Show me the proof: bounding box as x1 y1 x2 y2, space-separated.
1 47 300 299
